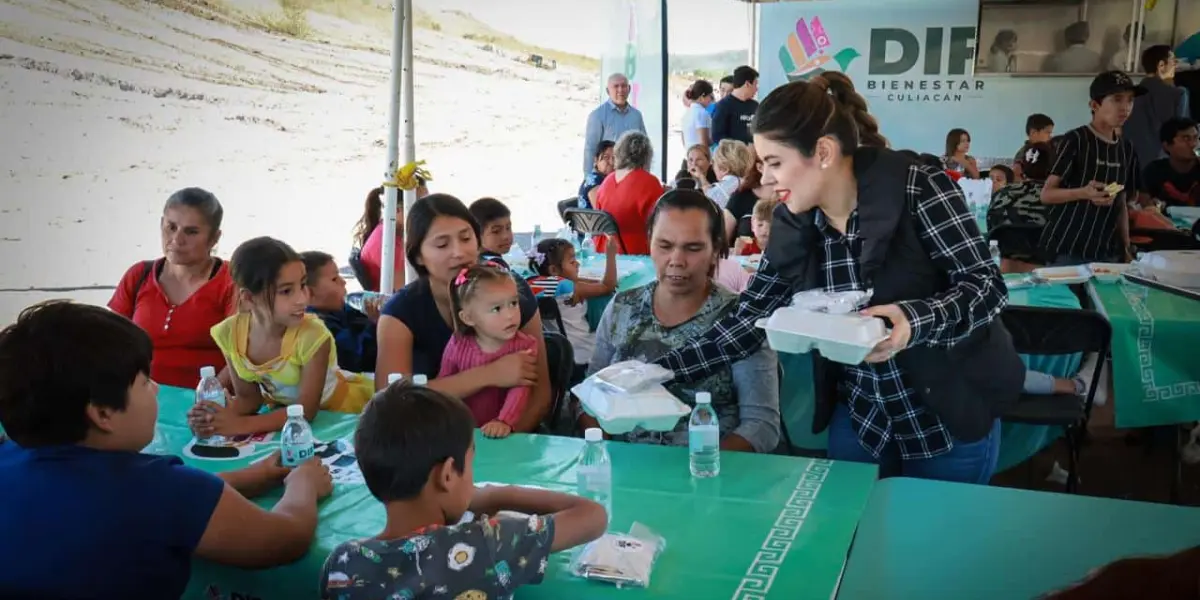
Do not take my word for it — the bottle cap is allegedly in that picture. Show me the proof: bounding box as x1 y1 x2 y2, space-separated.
584 427 603 442
989 240 999 247
413 374 428 386
695 392 712 404
199 366 216 379
387 373 404 385
286 405 304 418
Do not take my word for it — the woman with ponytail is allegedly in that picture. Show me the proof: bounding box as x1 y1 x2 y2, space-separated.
652 73 1022 485
681 79 716 150
354 179 428 292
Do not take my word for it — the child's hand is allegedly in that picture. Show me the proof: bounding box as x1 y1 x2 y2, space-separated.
190 398 242 437
605 234 618 257
250 450 291 484
363 297 382 323
482 420 513 438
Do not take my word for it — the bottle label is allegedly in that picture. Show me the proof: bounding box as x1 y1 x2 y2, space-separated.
282 444 314 467
689 425 719 452
577 466 610 492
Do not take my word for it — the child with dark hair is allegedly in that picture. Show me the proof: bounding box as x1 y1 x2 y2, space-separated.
300 251 378 373
190 238 374 439
0 302 333 599
1013 114 1055 180
439 263 539 438
988 165 1015 193
579 140 616 209
320 382 606 599
527 236 617 383
468 197 514 267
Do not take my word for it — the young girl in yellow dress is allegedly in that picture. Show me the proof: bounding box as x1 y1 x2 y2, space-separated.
187 237 373 438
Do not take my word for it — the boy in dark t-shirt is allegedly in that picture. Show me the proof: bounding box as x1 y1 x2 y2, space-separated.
1039 71 1146 265
1143 117 1200 207
1012 113 1055 180
321 384 606 600
711 66 759 146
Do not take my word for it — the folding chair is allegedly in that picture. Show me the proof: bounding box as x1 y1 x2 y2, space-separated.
536 296 567 338
347 247 377 292
774 361 797 456
557 197 578 222
998 306 1112 493
563 208 626 254
540 332 575 435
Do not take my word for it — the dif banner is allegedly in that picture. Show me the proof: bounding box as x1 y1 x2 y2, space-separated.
758 0 1092 160
600 0 665 180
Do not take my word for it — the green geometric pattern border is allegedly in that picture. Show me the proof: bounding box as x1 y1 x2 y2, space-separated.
1119 284 1200 403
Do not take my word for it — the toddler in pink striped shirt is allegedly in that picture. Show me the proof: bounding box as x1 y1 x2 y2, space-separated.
439 263 538 438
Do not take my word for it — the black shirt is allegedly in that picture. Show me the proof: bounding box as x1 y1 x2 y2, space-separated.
380 275 537 378
1143 157 1200 207
1039 125 1141 261
711 95 758 145
725 188 759 223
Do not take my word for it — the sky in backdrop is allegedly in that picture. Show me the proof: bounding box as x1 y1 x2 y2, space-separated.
423 0 754 57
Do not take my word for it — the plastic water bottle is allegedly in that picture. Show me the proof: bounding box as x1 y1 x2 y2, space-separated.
532 224 543 246
280 404 315 468
576 428 613 516
194 366 225 445
386 373 404 385
579 233 595 261
989 240 1001 268
689 392 720 478
412 374 428 386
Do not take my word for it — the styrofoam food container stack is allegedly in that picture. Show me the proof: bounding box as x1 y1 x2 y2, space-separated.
572 380 691 434
1134 250 1200 289
755 306 889 365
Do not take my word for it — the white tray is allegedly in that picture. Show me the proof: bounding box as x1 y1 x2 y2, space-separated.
1033 265 1091 285
1087 263 1130 283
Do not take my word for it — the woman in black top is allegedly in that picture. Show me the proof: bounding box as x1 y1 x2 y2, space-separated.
654 72 1022 484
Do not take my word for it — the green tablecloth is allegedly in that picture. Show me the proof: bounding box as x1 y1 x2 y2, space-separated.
838 477 1200 599
149 387 878 599
1088 280 1200 428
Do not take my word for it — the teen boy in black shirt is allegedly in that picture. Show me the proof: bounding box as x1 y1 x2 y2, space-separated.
1040 71 1146 265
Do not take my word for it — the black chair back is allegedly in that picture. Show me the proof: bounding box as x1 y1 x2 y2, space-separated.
557 198 578 222
987 223 1044 262
1000 305 1111 418
348 247 377 292
1130 227 1200 252
536 296 567 338
541 332 575 435
564 208 626 253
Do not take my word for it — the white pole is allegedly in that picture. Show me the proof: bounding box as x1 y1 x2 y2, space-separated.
379 0 405 294
1131 0 1147 75
401 0 417 284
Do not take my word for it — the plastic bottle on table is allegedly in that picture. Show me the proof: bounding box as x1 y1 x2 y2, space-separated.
386 373 404 386
280 404 315 468
412 374 428 386
532 224 543 246
989 240 1001 268
194 366 225 445
576 428 613 517
689 392 720 478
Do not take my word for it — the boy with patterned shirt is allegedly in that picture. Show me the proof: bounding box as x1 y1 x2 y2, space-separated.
320 383 606 600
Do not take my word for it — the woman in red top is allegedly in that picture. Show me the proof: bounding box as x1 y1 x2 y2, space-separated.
109 188 236 388
595 131 665 255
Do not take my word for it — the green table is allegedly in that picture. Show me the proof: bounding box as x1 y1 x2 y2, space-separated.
150 387 878 599
1088 280 1200 428
838 477 1200 599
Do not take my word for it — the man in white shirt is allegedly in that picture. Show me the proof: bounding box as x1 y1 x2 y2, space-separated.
1045 21 1102 74
582 73 647 174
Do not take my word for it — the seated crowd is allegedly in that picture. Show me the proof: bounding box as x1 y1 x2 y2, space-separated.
2 56 1196 599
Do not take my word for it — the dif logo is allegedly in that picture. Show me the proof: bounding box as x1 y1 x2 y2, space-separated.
867 27 977 76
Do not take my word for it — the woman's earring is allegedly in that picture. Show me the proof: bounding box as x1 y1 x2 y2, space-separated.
820 163 828 170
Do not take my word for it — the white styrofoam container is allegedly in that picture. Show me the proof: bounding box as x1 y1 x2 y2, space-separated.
1166 205 1200 223
1136 250 1200 289
572 381 691 434
755 307 888 365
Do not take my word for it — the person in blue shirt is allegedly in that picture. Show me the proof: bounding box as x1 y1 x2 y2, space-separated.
582 73 646 174
708 75 734 116
0 301 334 600
302 251 378 373
578 139 616 209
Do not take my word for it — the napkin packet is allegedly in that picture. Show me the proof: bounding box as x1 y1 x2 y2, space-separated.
572 361 690 434
570 522 666 589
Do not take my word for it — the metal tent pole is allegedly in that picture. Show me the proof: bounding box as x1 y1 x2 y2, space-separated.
379 0 406 293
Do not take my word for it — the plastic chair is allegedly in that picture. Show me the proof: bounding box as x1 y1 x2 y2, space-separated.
540 332 575 436
557 197 578 222
536 296 567 339
347 247 377 293
998 306 1112 493
563 208 626 253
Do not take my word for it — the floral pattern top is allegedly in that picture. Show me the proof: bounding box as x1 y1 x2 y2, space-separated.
320 515 556 600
